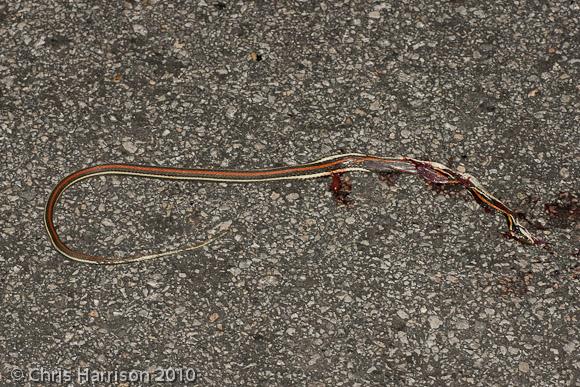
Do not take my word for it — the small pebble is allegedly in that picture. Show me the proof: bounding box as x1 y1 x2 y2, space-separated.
428 315 443 329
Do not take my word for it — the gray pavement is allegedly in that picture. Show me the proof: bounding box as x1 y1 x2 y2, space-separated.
1 1 578 386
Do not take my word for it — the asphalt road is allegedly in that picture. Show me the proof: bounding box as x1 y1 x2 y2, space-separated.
1 1 578 386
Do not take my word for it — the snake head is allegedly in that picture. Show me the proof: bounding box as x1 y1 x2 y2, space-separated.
510 220 539 245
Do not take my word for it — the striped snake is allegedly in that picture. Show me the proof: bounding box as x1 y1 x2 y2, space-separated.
45 153 538 264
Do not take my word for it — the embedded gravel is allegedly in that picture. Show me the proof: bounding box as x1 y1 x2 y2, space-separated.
1 1 578 386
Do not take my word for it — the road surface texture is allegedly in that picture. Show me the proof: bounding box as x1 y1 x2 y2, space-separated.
1 1 578 386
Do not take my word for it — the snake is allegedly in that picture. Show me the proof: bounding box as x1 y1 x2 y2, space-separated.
45 153 538 264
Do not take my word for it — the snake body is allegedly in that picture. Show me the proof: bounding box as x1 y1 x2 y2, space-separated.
45 153 536 264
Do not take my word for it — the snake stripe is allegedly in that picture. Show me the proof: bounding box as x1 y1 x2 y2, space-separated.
45 154 537 264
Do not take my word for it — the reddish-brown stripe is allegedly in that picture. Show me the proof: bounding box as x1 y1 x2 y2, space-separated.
45 155 371 262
